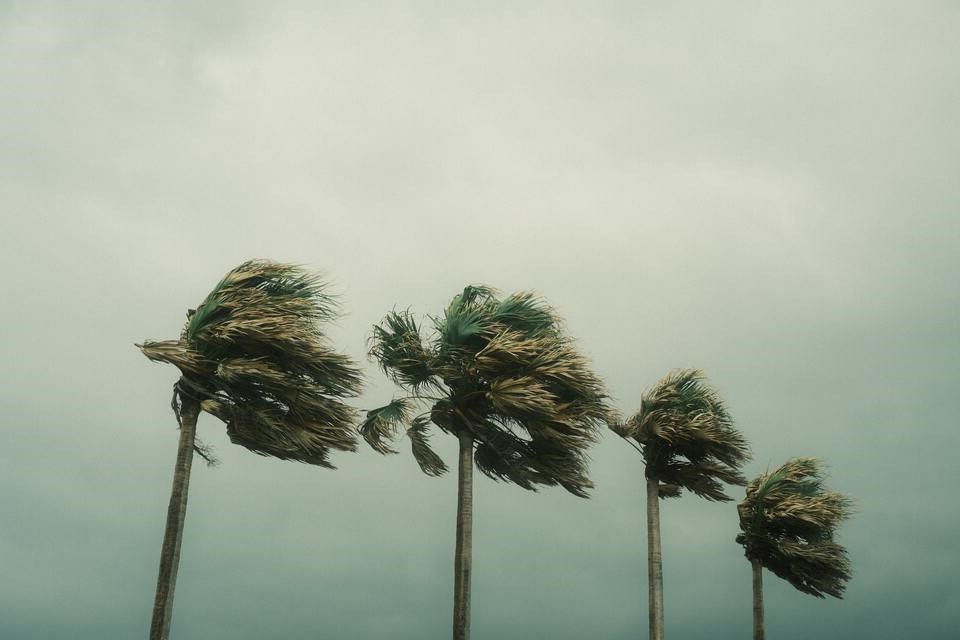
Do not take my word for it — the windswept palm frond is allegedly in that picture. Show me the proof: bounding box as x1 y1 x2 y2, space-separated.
359 398 415 455
406 416 448 476
771 540 852 598
737 458 855 598
365 284 607 497
434 285 498 349
138 260 363 465
656 460 746 502
492 291 558 338
369 311 437 392
486 377 560 417
618 369 750 500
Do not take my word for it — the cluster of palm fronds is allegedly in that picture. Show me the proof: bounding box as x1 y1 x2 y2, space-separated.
139 260 363 467
137 265 858 639
736 458 854 598
361 285 608 496
611 369 751 501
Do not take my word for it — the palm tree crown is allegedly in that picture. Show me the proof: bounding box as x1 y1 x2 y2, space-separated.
139 259 363 466
736 457 854 598
362 285 608 496
612 368 751 500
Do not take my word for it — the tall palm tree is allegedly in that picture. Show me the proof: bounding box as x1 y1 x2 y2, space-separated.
736 458 854 640
609 369 751 640
361 285 607 640
137 260 363 640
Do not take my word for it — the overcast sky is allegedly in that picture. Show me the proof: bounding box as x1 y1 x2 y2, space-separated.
2 2 958 638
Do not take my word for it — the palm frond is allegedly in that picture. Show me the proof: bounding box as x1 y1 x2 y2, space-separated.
658 483 682 498
359 398 414 455
366 284 608 495
492 292 557 338
138 340 209 378
626 369 750 501
406 416 448 476
474 441 535 489
139 260 363 466
486 377 560 418
187 260 338 346
370 311 437 391
657 460 746 501
738 457 855 598
773 540 852 598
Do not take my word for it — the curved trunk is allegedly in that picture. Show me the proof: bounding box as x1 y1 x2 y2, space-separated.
752 558 764 640
150 395 200 640
452 430 474 640
646 477 664 640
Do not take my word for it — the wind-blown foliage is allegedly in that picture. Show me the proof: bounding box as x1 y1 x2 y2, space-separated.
139 260 363 466
138 260 363 640
736 458 854 598
610 369 751 640
365 285 607 640
612 368 751 500
363 284 608 495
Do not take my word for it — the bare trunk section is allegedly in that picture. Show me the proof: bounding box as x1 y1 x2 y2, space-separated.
646 477 664 640
752 558 764 640
452 430 474 640
150 395 199 640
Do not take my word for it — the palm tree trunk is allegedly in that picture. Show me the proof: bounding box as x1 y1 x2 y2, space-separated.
752 558 764 640
150 395 200 640
452 429 474 640
646 477 664 640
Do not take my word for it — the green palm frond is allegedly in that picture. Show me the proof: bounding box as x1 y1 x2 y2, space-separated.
525 433 594 497
433 285 498 348
370 311 437 391
474 441 535 489
360 398 414 455
437 307 488 348
406 416 448 476
492 292 557 338
658 483 682 498
139 260 362 465
365 284 608 496
737 457 855 598
619 369 750 500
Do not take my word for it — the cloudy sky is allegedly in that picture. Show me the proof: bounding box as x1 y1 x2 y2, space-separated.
2 2 958 638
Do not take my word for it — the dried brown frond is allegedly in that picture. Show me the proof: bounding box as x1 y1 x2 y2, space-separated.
138 260 362 466
366 285 608 496
618 369 750 501
486 377 560 417
737 457 855 598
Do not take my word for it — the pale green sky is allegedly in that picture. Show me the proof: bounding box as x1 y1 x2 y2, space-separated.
1 2 958 638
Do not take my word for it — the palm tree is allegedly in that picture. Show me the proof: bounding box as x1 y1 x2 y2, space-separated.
735 458 854 640
609 369 751 640
361 285 607 640
137 260 363 640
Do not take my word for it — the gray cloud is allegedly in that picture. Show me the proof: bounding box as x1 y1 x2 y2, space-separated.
1 1 957 638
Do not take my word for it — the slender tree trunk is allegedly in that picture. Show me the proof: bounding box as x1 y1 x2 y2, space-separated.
646 477 664 640
751 558 764 640
452 430 474 640
150 395 200 640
